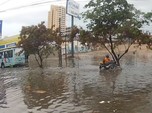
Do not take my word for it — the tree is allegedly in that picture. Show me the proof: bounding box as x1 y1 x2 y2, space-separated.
70 26 79 42
18 22 57 68
142 12 152 49
82 0 150 66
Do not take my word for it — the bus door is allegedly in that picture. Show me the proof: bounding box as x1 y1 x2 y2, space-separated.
0 52 3 65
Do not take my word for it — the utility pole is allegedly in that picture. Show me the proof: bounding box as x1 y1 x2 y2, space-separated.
71 16 74 58
0 20 2 38
58 18 62 67
65 34 67 66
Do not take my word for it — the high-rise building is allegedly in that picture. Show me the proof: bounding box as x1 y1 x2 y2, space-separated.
48 5 66 34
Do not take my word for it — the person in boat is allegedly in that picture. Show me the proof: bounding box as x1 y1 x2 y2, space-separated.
99 54 114 68
100 54 119 70
102 54 111 65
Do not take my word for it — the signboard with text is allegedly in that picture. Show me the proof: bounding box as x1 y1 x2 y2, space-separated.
66 0 80 18
6 42 16 48
0 20 2 38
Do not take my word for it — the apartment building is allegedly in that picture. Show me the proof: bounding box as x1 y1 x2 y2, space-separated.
48 5 66 34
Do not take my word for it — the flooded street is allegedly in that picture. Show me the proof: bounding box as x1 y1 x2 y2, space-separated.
1 49 152 113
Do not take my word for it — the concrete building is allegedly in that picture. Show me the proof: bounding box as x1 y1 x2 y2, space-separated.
48 5 66 34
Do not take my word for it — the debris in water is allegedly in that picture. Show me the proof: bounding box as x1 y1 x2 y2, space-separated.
32 90 46 94
99 101 105 104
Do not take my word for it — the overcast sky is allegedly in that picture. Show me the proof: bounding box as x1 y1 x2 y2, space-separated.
0 0 152 38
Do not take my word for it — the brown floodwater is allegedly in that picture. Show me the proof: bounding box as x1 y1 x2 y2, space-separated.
1 50 152 113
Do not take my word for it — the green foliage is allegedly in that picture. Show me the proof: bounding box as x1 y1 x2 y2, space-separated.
144 12 152 23
70 26 79 42
18 22 57 68
83 0 144 37
137 32 152 50
79 28 98 46
79 29 92 45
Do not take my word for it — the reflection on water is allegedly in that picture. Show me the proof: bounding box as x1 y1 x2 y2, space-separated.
0 51 152 112
22 70 66 111
68 58 76 68
100 69 121 94
0 78 7 108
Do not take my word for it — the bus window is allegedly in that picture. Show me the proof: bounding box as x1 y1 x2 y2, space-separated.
4 50 13 58
15 48 22 56
0 52 3 59
4 52 8 58
7 50 13 58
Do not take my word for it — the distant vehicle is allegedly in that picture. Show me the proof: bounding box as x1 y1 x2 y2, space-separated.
0 47 25 68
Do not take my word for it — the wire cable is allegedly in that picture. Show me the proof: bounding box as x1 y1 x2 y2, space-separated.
0 0 88 13
0 0 61 13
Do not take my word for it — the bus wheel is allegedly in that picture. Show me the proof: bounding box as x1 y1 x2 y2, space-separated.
1 63 5 68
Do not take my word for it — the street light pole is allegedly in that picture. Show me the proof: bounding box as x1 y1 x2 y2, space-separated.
65 35 67 66
71 15 74 58
58 18 62 67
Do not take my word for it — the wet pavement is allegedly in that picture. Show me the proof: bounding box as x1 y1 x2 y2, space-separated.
1 49 152 113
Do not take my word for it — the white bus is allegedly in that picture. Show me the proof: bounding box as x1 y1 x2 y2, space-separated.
0 47 25 68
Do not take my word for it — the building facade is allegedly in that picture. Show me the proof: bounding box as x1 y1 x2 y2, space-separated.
0 35 19 49
48 5 66 34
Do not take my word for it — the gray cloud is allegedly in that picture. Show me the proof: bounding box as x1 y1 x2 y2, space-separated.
128 0 152 12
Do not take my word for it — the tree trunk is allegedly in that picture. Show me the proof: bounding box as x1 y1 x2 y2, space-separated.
115 57 120 66
109 35 119 65
34 54 43 68
39 55 43 68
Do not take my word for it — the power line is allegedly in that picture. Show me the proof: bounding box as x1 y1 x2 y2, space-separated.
0 0 62 13
0 0 89 13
